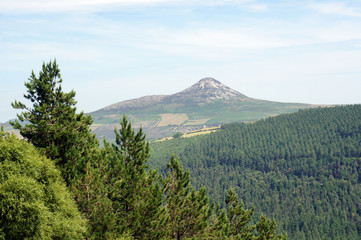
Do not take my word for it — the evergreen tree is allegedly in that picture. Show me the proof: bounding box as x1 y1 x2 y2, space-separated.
225 188 255 239
71 148 114 239
255 215 286 240
206 203 230 239
10 59 98 184
163 155 213 239
106 116 164 239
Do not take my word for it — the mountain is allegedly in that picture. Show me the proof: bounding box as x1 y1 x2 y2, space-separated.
90 77 314 140
150 104 361 240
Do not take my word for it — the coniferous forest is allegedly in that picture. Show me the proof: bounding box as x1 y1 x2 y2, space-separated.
151 105 361 239
0 60 287 239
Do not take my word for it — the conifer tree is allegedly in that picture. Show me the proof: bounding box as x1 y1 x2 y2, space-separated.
223 188 286 240
163 155 213 239
71 148 114 239
225 188 255 239
205 203 230 239
106 116 164 239
10 60 110 239
11 59 98 184
255 215 286 240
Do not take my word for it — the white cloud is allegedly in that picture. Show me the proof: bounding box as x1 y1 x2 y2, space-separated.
163 29 282 48
310 22 361 42
309 2 361 17
141 28 303 59
247 4 268 12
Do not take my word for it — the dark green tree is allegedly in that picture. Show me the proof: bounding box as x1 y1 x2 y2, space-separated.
255 215 286 240
173 132 183 139
225 188 255 239
106 116 164 239
11 59 98 184
163 155 213 239
70 148 115 240
205 188 286 240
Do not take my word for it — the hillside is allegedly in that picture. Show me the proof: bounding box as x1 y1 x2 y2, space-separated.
90 77 313 140
150 104 361 240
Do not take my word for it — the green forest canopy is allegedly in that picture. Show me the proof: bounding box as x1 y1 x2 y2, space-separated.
150 105 361 240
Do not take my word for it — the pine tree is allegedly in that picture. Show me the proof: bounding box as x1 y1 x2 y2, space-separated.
10 59 98 185
222 188 286 240
255 215 286 240
106 116 164 239
225 188 255 239
71 147 115 239
163 155 213 239
205 202 230 239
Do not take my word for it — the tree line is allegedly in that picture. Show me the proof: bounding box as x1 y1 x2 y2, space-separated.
0 60 286 239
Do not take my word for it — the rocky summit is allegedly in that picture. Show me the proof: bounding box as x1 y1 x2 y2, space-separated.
168 77 247 103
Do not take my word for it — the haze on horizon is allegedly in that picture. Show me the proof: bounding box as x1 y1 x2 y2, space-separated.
1 0 361 122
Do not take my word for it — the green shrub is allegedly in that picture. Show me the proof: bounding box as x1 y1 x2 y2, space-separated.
0 131 87 239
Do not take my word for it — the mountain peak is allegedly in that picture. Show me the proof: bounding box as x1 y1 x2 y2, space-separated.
173 77 245 102
197 77 223 89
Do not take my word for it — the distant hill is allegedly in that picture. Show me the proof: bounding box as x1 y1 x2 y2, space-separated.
150 104 361 240
0 121 20 137
91 77 314 140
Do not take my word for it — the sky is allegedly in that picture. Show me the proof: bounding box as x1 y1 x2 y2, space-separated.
1 0 361 122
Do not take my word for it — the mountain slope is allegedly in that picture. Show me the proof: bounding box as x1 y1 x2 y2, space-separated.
91 78 313 140
150 104 361 240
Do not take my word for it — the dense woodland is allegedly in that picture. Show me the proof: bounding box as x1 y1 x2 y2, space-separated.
150 105 361 239
0 60 286 239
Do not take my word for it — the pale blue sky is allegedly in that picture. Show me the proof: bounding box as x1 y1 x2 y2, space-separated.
1 0 361 122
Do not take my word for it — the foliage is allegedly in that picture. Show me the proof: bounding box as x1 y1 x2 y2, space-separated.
225 188 255 239
151 136 206 171
104 116 165 239
206 188 285 240
149 105 361 239
162 156 213 239
10 59 98 184
10 60 111 239
0 131 87 239
173 132 183 139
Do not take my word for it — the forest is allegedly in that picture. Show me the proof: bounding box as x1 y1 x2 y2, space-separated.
0 60 286 239
150 105 361 239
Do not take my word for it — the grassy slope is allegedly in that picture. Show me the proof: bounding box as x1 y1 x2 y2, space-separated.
92 98 312 140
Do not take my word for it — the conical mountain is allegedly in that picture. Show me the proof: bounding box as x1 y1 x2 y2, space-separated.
90 78 314 140
103 77 245 110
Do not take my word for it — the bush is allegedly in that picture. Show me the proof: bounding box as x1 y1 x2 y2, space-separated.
173 132 183 139
0 131 87 239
